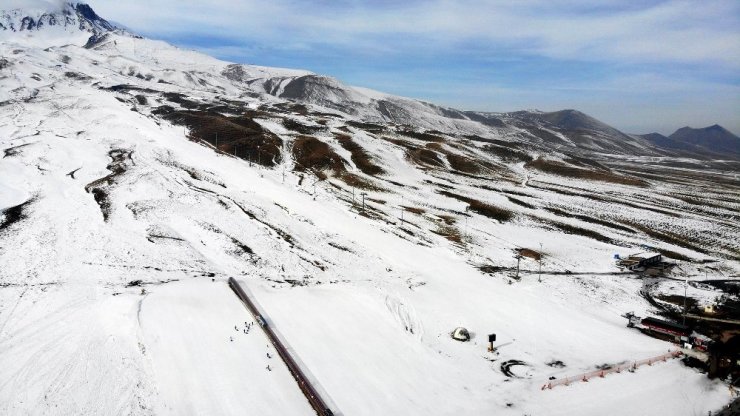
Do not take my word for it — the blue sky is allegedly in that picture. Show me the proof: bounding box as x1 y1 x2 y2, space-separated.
90 0 740 135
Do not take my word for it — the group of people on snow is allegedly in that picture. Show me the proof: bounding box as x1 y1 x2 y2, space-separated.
230 321 255 342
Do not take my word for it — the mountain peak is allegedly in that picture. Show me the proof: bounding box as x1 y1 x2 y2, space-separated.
0 2 118 37
672 124 735 136
638 132 669 141
668 124 740 156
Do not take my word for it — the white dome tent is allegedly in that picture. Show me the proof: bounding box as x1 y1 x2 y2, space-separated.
451 327 470 342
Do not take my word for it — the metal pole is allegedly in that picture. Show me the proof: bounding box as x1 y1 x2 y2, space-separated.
538 242 543 283
401 195 404 223
465 213 468 239
215 132 218 150
683 277 687 325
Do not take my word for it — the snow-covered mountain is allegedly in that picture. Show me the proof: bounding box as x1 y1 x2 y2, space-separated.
0 2 128 45
1 3 738 416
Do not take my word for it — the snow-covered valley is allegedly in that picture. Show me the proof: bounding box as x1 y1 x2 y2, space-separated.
1 3 739 415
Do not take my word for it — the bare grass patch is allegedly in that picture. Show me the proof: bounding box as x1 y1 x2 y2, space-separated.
433 225 463 244
621 220 708 254
507 196 536 209
484 144 533 163
282 118 325 134
526 157 647 187
158 109 282 166
437 190 514 222
292 136 345 176
410 148 445 167
335 134 385 176
339 173 386 191
347 121 386 133
517 248 542 261
447 154 481 174
544 207 635 233
402 206 426 215
397 129 446 142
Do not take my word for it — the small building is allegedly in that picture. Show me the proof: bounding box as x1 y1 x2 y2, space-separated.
451 327 470 342
625 313 711 350
640 317 690 339
617 252 662 271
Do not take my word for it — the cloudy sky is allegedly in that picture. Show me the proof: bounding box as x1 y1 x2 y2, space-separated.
86 1 740 134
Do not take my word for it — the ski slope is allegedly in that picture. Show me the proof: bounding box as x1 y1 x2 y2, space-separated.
1 7 738 415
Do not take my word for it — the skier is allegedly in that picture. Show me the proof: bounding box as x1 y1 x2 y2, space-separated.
266 365 271 371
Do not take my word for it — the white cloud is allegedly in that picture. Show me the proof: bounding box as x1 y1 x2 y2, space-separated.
52 1 740 133
4 0 67 11
90 0 740 68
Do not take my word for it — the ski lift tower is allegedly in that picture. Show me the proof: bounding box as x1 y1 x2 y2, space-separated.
514 254 523 280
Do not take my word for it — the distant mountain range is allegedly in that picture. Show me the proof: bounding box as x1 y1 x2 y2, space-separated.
638 125 740 158
0 2 737 162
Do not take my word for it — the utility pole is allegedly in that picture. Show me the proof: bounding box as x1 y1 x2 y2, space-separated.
683 277 688 325
538 242 543 283
234 145 237 157
400 195 404 223
352 185 356 208
215 132 218 150
464 207 469 239
361 192 367 211
515 254 522 280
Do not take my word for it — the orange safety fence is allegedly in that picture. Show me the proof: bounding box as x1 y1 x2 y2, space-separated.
541 350 683 390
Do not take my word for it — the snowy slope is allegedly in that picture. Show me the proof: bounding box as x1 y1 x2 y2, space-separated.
1 3 739 416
